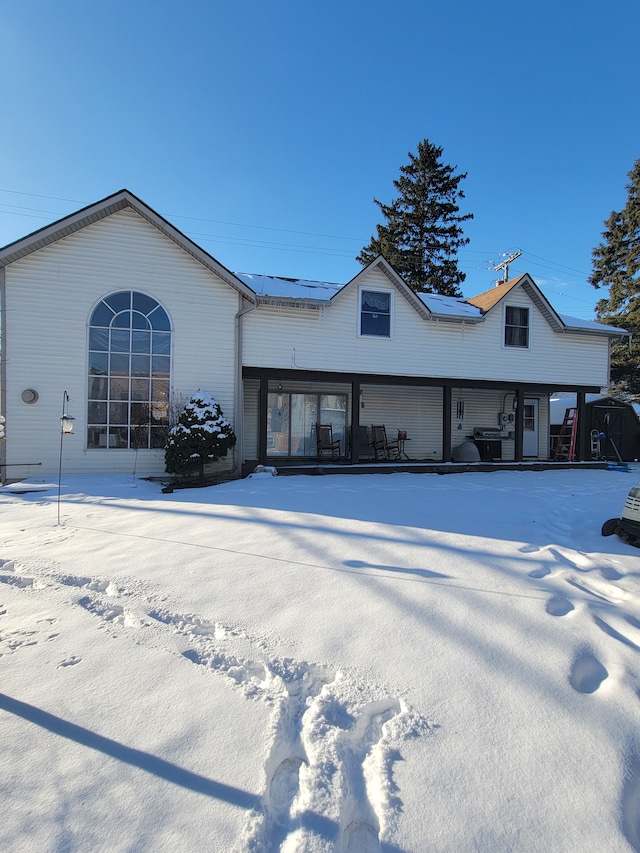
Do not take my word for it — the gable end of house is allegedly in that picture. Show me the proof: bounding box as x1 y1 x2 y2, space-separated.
0 189 256 303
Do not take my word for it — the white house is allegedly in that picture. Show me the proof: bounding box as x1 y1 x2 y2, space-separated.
0 190 628 482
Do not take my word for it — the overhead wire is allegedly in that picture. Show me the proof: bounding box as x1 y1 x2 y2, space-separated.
0 188 603 316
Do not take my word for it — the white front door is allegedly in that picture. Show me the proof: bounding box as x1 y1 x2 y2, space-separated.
523 398 539 457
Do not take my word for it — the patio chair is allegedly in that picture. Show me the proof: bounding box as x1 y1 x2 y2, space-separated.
370 425 401 460
316 424 341 459
358 425 373 458
346 425 374 459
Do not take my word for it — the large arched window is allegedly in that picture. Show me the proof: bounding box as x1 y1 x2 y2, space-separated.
88 291 171 449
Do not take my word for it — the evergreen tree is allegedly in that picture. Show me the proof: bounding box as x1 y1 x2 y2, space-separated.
589 159 640 399
164 390 236 483
357 139 473 296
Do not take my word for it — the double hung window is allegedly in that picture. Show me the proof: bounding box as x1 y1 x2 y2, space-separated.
360 289 391 337
504 306 529 348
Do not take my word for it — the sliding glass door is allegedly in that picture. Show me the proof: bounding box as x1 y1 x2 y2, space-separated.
267 392 347 457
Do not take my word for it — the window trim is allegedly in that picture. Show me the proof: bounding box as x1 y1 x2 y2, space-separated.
503 303 530 349
358 287 394 339
87 291 172 450
266 390 348 457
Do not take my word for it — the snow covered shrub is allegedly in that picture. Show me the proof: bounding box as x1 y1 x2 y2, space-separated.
164 390 236 482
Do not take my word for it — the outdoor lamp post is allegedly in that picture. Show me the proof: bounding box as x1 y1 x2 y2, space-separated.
57 391 75 525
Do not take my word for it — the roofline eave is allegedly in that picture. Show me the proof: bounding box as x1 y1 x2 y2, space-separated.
0 189 257 302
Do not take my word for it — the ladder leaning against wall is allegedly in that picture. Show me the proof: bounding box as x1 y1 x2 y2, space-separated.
553 407 578 461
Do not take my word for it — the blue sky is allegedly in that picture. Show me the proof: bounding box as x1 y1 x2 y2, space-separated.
1 0 638 319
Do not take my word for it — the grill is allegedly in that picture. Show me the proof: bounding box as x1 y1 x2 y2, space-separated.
473 427 504 440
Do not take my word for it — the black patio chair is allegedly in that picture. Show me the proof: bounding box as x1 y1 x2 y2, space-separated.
370 425 400 460
316 424 341 459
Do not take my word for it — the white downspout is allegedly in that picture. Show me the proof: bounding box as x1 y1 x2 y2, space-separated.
0 268 5 485
234 294 258 477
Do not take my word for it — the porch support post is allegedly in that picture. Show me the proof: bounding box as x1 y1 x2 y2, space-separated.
351 381 361 463
442 385 452 462
258 375 268 464
576 391 587 461
514 388 524 461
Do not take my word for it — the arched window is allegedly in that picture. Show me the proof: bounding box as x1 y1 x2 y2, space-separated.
87 291 171 449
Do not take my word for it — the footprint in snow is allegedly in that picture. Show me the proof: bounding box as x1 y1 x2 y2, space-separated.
344 819 380 851
58 655 82 668
2 630 38 653
0 566 433 850
569 648 608 694
545 596 575 617
0 574 34 589
268 756 305 816
600 565 623 581
59 576 92 587
528 566 551 579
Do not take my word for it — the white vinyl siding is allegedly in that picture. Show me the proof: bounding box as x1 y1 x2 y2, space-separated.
244 270 610 387
359 385 443 460
449 390 550 461
4 208 240 478
242 378 260 461
243 380 445 462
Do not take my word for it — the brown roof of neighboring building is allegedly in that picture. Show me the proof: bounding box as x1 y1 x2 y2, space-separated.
465 276 524 313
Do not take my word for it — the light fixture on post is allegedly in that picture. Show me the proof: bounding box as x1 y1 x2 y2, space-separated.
57 391 75 526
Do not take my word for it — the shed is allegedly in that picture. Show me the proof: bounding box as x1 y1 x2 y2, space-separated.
585 397 640 462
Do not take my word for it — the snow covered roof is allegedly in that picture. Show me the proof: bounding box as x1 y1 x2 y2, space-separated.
416 292 482 319
235 273 341 301
558 314 630 337
235 271 482 319
235 269 630 338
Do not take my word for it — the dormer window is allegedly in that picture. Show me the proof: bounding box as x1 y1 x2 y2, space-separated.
504 306 529 348
360 289 392 338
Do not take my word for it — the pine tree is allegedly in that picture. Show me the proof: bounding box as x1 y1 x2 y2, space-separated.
589 159 640 399
164 390 236 483
357 139 473 296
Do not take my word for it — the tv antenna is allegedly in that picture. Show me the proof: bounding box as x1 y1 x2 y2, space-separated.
492 250 522 283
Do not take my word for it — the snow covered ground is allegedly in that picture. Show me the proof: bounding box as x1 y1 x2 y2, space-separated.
1 468 640 852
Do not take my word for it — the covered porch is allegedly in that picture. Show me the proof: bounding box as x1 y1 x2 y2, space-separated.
241 367 601 476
